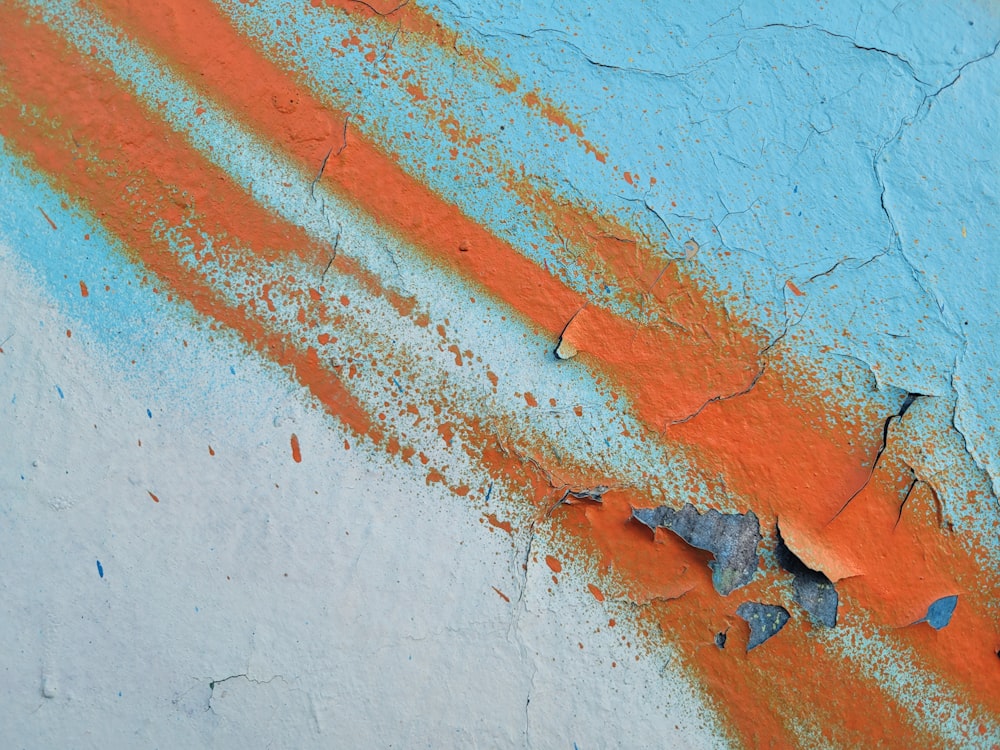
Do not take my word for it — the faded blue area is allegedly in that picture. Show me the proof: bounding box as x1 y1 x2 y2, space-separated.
0 139 246 417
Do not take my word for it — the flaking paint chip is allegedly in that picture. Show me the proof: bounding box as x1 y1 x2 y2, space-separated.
736 602 790 651
632 503 761 596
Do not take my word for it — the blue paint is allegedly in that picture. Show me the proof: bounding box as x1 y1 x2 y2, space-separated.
485 481 493 503
924 595 958 630
230 365 236 375
55 385 64 399
146 408 152 419
96 560 104 578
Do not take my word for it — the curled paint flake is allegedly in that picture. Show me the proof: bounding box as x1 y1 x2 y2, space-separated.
631 503 761 595
775 524 838 628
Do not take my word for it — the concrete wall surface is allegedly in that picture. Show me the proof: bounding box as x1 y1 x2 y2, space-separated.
1 1 997 747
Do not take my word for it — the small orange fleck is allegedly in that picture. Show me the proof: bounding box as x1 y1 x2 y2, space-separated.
545 555 562 573
208 445 215 456
290 433 302 463
65 330 72 338
587 583 605 602
147 491 160 503
492 586 510 602
79 280 89 297
786 279 806 297
524 392 537 407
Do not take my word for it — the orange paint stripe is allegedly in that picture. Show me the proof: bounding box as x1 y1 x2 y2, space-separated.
95 0 762 426
89 0 999 704
0 8 375 441
672 372 1000 706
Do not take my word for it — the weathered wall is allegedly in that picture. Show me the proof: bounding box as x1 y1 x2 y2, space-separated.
1 1 997 747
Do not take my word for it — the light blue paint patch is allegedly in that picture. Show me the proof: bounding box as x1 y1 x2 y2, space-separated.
0 139 248 418
230 366 236 375
55 385 64 399
96 560 104 578
877 49 1000 495
922 595 959 630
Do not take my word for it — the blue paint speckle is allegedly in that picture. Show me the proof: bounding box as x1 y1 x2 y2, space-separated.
146 408 152 418
924 595 958 630
96 560 104 578
230 365 236 375
55 385 64 399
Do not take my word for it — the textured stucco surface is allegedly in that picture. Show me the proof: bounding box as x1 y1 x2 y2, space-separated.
1 1 997 748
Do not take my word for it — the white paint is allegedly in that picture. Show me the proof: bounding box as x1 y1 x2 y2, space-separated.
0 245 727 749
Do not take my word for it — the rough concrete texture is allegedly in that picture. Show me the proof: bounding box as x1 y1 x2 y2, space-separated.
0 1 997 748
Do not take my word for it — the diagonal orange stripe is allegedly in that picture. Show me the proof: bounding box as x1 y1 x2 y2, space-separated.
81 0 1000 708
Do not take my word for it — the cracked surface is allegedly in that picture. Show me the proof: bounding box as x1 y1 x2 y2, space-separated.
1 0 998 748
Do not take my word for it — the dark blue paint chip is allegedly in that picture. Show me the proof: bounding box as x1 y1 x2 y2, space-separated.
96 560 104 578
924 595 958 630
736 602 790 650
146 408 152 418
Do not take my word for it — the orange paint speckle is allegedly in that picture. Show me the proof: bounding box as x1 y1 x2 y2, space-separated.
147 491 159 503
485 513 513 534
587 583 605 602
79 280 89 297
786 279 806 297
290 433 302 463
545 555 562 573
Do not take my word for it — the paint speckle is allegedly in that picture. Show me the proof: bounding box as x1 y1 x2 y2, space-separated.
96 560 104 578
79 280 88 297
290 433 302 463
